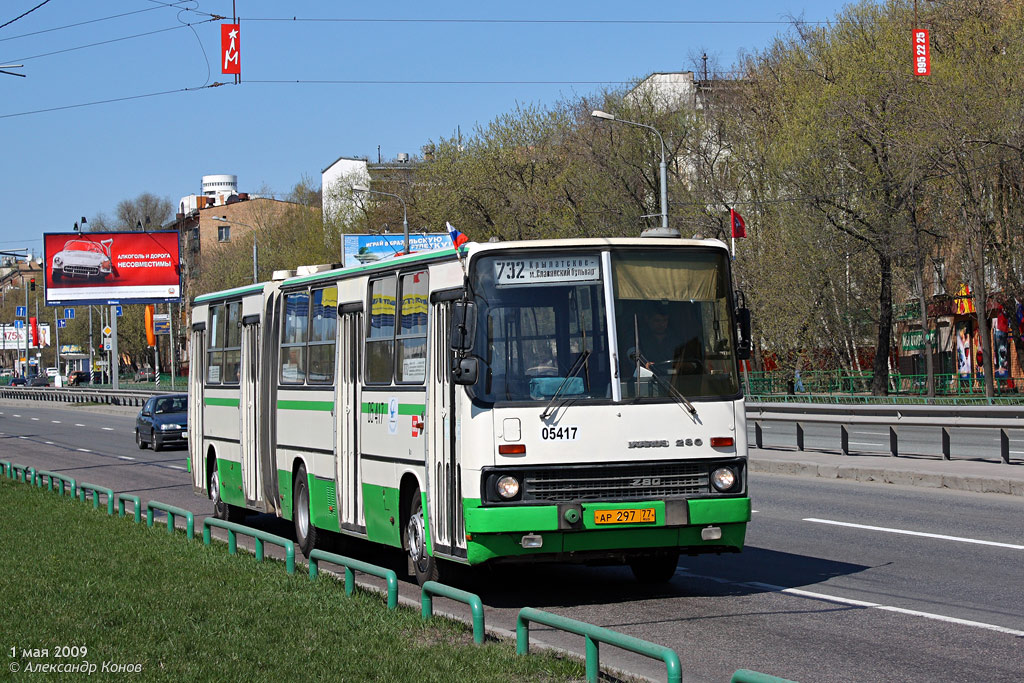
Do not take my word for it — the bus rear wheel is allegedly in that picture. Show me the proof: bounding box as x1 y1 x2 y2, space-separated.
405 493 439 586
293 465 319 557
629 551 680 584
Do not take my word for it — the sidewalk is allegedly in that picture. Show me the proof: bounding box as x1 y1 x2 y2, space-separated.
749 446 1024 497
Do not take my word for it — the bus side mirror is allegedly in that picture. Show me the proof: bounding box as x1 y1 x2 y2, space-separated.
452 357 478 385
450 301 477 351
736 307 751 360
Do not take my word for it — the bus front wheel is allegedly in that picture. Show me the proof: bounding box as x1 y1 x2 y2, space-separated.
405 493 439 586
629 551 680 584
293 465 319 557
210 465 244 523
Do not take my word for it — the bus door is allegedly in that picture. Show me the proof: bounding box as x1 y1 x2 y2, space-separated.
427 299 465 557
239 316 261 502
336 305 363 531
188 325 205 490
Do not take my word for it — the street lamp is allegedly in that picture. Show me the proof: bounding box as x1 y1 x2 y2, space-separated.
351 184 410 253
211 216 258 284
591 109 677 237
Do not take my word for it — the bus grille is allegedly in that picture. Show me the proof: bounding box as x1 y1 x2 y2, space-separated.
522 463 709 502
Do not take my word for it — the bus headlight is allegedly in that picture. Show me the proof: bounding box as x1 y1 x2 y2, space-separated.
711 467 737 492
496 475 520 499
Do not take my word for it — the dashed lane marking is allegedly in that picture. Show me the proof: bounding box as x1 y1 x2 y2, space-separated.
51 420 61 424
77 448 91 453
803 518 1024 550
102 427 114 431
117 456 135 461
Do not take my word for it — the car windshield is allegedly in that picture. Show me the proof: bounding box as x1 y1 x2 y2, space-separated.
154 397 187 414
63 240 104 253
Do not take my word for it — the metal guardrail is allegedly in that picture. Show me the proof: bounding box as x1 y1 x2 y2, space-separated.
117 494 142 523
421 581 486 645
748 402 1022 464
0 386 173 406
308 549 398 609
79 482 115 515
731 669 798 683
516 607 682 683
202 518 296 575
146 500 196 539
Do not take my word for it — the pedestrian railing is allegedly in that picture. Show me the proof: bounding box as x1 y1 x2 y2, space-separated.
516 607 682 683
731 669 798 683
78 483 115 515
749 402 1022 463
10 463 34 484
33 470 76 496
146 500 195 539
308 549 398 609
0 460 9 478
421 581 486 645
202 518 296 575
117 494 142 523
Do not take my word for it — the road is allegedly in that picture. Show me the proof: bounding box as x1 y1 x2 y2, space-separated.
3 400 1022 682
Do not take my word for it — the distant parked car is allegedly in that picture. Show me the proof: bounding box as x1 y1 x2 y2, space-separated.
27 375 49 387
10 376 27 386
50 237 113 281
134 367 157 382
68 370 91 386
135 394 188 451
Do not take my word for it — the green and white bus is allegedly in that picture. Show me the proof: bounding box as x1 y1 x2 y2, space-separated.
188 235 753 584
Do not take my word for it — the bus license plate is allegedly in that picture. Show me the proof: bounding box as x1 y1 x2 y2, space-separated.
594 508 656 525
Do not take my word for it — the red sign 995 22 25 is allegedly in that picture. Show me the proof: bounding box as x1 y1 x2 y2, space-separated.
913 29 930 76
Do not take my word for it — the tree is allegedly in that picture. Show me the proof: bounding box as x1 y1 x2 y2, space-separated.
88 192 174 232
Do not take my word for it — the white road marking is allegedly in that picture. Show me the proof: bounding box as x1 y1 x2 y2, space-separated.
13 414 20 418
168 465 186 470
804 518 1024 550
31 417 39 421
75 423 85 427
77 448 91 453
45 441 54 445
101 427 114 431
18 436 27 439
746 582 1024 638
117 456 135 461
51 420 61 424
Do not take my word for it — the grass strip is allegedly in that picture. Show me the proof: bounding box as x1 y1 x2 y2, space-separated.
0 479 584 681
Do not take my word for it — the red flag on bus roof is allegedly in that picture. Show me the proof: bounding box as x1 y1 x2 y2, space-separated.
729 209 747 238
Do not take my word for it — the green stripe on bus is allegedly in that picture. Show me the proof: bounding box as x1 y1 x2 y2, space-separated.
205 397 240 407
277 400 334 412
360 402 425 415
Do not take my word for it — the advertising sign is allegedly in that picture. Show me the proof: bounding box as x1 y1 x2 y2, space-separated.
0 323 51 350
912 29 930 76
342 233 450 269
221 23 240 74
43 231 181 306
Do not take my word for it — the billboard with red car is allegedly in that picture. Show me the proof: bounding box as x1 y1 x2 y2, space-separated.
43 231 181 305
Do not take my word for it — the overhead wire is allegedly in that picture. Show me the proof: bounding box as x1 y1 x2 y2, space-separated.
237 17 829 26
0 4 188 43
0 0 53 31
0 82 229 120
3 18 217 63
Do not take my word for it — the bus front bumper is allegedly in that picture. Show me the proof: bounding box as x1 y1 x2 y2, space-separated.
461 497 750 565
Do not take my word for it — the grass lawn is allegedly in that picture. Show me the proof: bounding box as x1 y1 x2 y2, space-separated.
0 478 584 681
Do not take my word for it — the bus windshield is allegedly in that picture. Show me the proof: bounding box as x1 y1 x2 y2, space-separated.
612 249 740 399
469 253 612 403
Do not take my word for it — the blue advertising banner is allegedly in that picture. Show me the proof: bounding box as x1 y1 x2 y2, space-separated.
342 233 450 269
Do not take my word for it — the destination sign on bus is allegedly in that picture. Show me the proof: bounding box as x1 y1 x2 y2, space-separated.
492 255 600 286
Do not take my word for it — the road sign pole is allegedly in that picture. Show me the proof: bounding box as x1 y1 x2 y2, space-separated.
55 310 60 376
23 276 28 378
110 305 119 390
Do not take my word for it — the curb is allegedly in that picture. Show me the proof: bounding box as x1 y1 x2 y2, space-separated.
749 458 1024 497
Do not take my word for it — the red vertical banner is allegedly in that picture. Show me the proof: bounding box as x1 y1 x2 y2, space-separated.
912 29 930 76
221 23 240 75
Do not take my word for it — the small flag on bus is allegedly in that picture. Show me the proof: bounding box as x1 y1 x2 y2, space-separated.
447 222 469 249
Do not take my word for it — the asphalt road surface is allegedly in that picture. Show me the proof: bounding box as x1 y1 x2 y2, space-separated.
3 400 1022 683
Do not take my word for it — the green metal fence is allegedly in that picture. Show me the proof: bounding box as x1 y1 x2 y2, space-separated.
421 581 486 645
79 483 115 515
202 518 296 575
516 607 682 683
308 549 398 609
146 500 195 539
731 669 798 683
117 494 142 523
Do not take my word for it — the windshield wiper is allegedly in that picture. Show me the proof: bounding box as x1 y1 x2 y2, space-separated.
633 351 698 416
540 350 591 420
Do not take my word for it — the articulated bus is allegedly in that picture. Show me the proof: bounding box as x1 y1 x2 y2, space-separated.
188 236 753 585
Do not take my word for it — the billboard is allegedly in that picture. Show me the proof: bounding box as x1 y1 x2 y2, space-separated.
0 323 51 350
342 233 451 269
43 231 181 305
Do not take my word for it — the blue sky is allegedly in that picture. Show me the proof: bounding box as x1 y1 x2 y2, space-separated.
0 0 854 254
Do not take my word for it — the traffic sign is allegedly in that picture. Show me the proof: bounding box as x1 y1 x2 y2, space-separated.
115 305 123 317
14 320 24 329
16 306 26 317
103 326 112 336
154 313 171 335
64 308 75 320
57 319 67 329
103 339 112 351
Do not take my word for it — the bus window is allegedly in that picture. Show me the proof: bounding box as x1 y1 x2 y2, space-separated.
397 271 428 383
281 291 309 384
223 301 242 384
308 286 337 384
366 277 396 384
207 303 224 384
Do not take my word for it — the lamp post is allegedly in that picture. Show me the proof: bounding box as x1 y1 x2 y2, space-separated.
591 109 677 238
351 184 409 253
211 216 258 284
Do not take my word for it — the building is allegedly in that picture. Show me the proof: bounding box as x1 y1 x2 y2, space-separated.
321 153 420 224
